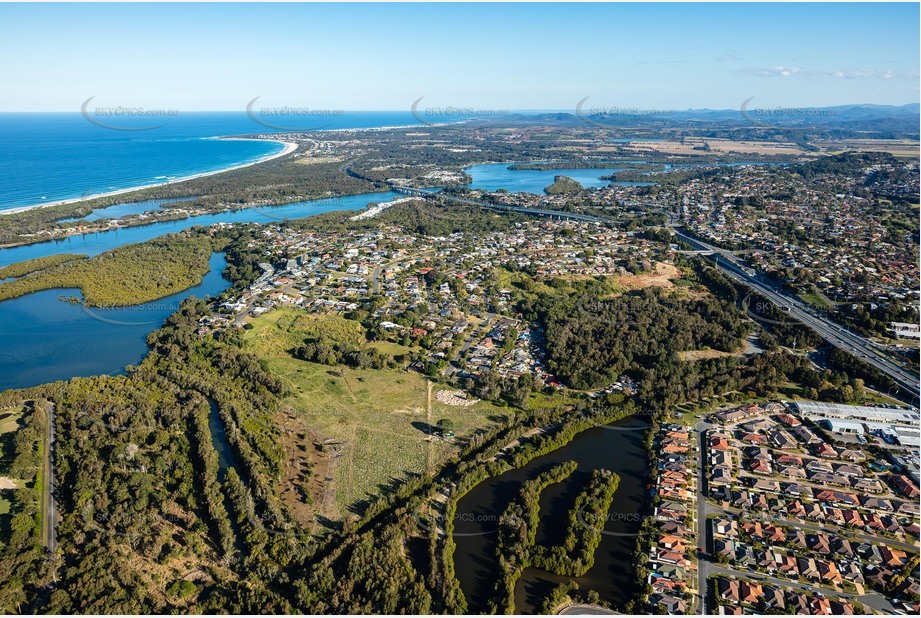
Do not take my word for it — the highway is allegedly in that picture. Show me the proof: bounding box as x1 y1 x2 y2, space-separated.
388 183 919 400
672 230 919 401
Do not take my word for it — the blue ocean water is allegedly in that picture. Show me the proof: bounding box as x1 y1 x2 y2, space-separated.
0 111 422 211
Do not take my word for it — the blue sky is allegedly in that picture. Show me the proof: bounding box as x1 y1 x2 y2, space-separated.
0 2 917 112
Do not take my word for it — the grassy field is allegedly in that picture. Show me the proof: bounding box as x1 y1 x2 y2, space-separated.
242 308 506 519
798 291 831 310
815 139 920 158
495 267 627 305
0 407 25 527
0 406 25 434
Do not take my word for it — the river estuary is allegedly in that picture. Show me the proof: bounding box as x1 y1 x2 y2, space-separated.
0 162 649 390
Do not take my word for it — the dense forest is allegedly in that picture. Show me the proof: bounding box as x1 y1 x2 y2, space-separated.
0 255 87 280
543 176 584 195
520 283 752 390
0 233 216 306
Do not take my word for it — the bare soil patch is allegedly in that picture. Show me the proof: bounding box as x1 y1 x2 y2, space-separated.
618 261 681 289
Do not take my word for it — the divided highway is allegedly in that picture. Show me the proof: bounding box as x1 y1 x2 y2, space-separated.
392 185 918 400
673 230 920 401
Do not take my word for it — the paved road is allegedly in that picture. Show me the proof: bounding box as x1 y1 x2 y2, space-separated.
692 421 915 615
673 230 919 401
715 504 920 554
390 188 920 401
41 401 57 555
707 563 895 612
695 420 716 615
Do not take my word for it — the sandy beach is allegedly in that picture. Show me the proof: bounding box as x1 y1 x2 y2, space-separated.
1 139 298 216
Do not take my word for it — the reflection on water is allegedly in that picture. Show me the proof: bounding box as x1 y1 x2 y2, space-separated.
0 253 231 390
464 163 655 193
452 415 650 613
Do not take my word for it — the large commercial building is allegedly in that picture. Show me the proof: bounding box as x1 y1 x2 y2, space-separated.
793 401 919 427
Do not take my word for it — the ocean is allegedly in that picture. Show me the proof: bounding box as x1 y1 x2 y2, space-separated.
0 111 423 211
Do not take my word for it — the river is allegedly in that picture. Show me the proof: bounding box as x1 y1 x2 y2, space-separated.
452 415 650 614
464 163 655 193
0 161 658 391
0 252 232 390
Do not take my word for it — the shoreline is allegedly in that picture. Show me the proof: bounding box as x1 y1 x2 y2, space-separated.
1 139 298 216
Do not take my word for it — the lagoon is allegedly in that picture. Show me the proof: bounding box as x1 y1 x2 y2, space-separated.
464 163 654 193
452 416 650 613
0 253 232 390
0 191 400 269
0 159 664 391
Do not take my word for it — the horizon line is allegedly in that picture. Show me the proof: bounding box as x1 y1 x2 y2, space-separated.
0 102 919 114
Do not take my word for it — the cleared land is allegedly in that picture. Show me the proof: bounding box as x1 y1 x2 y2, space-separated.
242 308 507 521
617 261 681 289
626 138 808 156
815 138 920 158
0 407 26 526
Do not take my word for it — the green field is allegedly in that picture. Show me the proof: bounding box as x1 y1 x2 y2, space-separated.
243 308 507 517
0 406 25 434
798 291 831 310
0 407 26 523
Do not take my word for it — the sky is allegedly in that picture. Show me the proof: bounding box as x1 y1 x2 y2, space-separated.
0 2 918 112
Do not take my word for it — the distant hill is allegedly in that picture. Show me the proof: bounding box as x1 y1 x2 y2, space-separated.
479 103 920 139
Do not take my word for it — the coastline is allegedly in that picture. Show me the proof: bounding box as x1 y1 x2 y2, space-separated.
1 139 298 217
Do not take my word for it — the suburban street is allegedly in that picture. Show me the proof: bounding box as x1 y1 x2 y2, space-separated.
695 420 716 615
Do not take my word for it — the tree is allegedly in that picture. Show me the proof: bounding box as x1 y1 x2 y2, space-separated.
436 418 457 433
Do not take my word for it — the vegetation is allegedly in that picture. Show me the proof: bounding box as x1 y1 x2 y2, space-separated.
492 461 578 612
544 175 585 195
520 282 751 390
489 462 621 613
0 233 216 306
510 161 659 171
241 308 506 517
0 402 46 610
531 469 620 576
0 254 87 280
